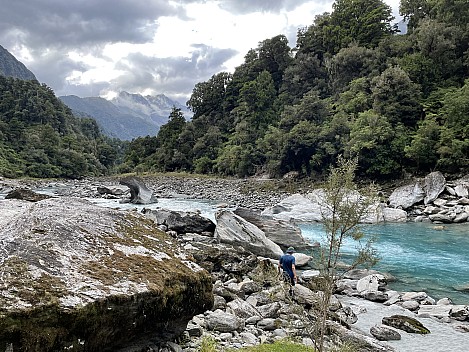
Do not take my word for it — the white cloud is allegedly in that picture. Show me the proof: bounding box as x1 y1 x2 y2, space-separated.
1 0 401 102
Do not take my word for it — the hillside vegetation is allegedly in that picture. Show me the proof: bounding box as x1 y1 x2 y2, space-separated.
0 76 122 178
123 0 469 180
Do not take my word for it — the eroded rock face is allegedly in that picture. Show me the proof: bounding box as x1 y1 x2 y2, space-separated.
0 197 213 352
119 176 158 204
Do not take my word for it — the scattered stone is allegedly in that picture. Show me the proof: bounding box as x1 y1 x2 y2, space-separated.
370 325 401 341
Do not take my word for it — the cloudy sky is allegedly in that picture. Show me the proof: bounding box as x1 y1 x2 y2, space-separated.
1 0 401 103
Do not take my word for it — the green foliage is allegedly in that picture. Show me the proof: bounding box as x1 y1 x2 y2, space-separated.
313 157 378 352
123 0 469 179
0 76 120 178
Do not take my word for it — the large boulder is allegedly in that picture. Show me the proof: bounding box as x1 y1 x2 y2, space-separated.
214 210 283 259
424 171 446 205
382 315 430 334
388 183 425 209
5 188 52 202
0 197 213 352
261 192 324 222
119 176 158 204
142 208 216 234
234 207 312 251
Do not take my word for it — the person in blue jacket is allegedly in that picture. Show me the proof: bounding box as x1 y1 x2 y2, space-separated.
278 246 297 294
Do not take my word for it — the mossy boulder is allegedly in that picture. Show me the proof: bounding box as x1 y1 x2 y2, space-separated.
0 197 213 351
382 315 430 334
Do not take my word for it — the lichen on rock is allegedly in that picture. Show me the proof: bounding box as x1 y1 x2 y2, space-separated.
0 197 213 351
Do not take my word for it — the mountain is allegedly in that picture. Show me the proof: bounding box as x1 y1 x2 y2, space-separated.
59 95 159 141
0 45 36 80
60 92 192 141
112 91 191 127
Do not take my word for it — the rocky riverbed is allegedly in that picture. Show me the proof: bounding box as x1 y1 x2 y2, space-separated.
0 172 468 352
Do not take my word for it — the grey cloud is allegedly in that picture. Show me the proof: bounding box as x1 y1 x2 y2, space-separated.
102 45 236 102
218 0 312 14
0 0 183 51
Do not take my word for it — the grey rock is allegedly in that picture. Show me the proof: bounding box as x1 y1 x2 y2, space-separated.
214 210 283 259
401 300 420 311
206 310 244 332
257 302 281 318
143 208 215 234
234 207 312 251
0 197 212 351
292 284 319 306
5 188 52 202
227 298 259 319
450 305 469 321
292 252 312 267
356 274 386 293
455 184 469 198
119 176 158 204
429 213 453 223
382 315 430 334
388 182 425 209
424 171 446 205
256 318 281 331
370 325 401 341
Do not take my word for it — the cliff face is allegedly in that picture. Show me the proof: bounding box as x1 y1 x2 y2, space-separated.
0 197 213 352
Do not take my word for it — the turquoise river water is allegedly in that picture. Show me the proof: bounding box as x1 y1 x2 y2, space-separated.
299 222 469 304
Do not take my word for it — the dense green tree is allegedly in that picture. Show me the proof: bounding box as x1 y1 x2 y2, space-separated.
0 76 117 178
371 66 423 126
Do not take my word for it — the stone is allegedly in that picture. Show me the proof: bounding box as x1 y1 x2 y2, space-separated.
455 184 469 198
380 207 408 222
227 298 259 319
459 197 469 205
233 207 312 251
0 197 213 351
401 300 420 311
257 318 281 331
362 290 388 303
5 188 52 202
389 183 425 209
424 171 446 205
401 291 428 302
185 322 203 337
300 270 321 281
336 306 358 325
261 192 324 222
429 213 453 223
257 302 281 318
292 252 312 267
356 274 386 293
437 297 453 305
119 176 158 204
206 310 244 332
214 210 283 259
382 315 430 334
370 325 401 341
450 306 469 321
239 332 258 345
453 212 468 223
433 198 447 207
292 284 319 306
143 208 216 234
418 305 452 319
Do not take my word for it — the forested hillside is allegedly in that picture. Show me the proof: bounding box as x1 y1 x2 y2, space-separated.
0 76 122 178
123 0 469 180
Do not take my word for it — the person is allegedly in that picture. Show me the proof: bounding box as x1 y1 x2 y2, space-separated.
278 246 297 294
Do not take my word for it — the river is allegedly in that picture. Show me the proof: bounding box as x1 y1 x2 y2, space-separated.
299 222 469 304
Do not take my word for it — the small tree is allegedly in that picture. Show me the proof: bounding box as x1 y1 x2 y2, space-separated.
313 156 379 352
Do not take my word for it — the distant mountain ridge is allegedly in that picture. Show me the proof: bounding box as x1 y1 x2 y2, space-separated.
0 44 36 80
60 92 192 141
